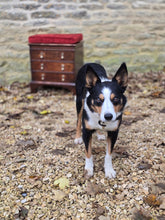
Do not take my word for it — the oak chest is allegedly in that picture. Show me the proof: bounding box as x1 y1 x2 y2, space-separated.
28 34 83 93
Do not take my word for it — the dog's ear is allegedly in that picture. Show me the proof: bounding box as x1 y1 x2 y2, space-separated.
112 63 128 92
86 67 101 89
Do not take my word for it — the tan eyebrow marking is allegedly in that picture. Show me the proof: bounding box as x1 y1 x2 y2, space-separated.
99 93 104 101
110 93 115 100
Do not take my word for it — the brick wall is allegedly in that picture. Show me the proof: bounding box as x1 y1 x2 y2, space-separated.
0 0 165 85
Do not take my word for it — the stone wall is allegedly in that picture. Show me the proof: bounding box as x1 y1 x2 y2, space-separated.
0 0 165 85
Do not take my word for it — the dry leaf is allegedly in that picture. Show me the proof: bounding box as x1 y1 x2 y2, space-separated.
0 86 5 91
160 195 165 210
40 110 51 115
27 95 34 99
86 183 103 196
124 111 132 115
20 130 28 135
92 146 105 154
150 183 165 195
51 149 66 155
8 109 24 119
92 202 105 215
113 147 129 158
150 91 162 98
160 108 165 113
55 132 70 137
137 161 152 170
54 190 67 201
29 175 42 180
0 155 4 160
17 206 28 218
144 194 161 207
54 177 69 189
16 139 37 150
132 208 153 220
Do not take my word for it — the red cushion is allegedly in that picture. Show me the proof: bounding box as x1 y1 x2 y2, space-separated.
28 33 83 44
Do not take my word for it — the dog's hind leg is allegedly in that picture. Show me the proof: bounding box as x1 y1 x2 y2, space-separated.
74 108 83 144
74 100 84 144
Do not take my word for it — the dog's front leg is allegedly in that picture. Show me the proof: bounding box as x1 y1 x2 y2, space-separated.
83 129 94 178
104 130 119 179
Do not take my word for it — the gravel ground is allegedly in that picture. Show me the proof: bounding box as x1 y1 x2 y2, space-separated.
0 71 165 220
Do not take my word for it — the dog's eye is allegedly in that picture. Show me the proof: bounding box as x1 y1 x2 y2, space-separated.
113 97 120 105
95 97 104 105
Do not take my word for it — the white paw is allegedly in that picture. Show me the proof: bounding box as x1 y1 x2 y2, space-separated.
96 133 105 141
104 153 116 179
105 168 116 179
74 137 83 145
85 156 93 178
85 168 93 178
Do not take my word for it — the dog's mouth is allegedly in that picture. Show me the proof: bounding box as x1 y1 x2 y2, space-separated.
98 120 106 127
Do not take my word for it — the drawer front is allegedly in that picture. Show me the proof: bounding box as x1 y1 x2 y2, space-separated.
31 61 74 72
30 50 74 61
32 72 75 83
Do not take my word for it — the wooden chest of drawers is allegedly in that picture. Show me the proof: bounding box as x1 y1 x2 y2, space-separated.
29 41 83 93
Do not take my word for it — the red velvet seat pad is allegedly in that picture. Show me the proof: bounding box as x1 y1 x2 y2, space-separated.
29 34 83 44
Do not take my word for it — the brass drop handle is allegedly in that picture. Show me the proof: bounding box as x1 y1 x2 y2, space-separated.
41 73 45 80
61 64 65 71
40 63 44 70
61 52 64 59
40 52 44 59
61 75 65 82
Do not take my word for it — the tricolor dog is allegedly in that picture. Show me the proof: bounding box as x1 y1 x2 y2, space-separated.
74 63 128 179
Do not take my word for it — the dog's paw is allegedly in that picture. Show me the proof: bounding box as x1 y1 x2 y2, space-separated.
74 137 83 145
105 168 116 179
84 169 93 179
84 156 93 179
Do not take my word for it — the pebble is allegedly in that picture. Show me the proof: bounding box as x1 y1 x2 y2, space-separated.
18 185 23 189
43 177 50 182
22 192 27 197
67 173 72 178
21 199 27 204
135 197 141 201
20 164 26 169
113 184 118 188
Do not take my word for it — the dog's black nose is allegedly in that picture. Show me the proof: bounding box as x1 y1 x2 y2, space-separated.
104 113 113 121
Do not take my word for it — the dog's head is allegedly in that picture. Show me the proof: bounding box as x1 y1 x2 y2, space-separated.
85 63 128 124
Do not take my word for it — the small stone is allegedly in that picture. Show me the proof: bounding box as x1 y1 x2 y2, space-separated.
21 199 27 204
67 173 72 178
53 190 67 201
43 177 50 182
22 192 27 197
